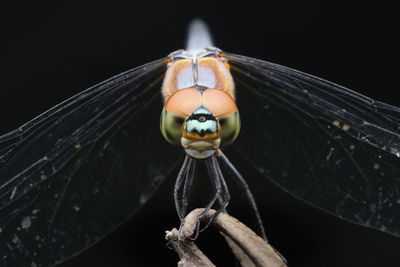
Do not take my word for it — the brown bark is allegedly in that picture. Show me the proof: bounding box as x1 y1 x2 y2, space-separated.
166 208 287 267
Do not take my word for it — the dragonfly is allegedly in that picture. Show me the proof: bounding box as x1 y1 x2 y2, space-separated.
1 19 400 267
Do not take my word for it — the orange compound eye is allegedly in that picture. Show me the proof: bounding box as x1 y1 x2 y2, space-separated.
165 88 202 117
202 89 238 117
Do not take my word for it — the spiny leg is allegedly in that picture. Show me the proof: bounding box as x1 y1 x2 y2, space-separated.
189 155 223 240
213 155 231 212
182 159 196 217
199 155 231 232
201 155 223 218
219 150 268 242
216 165 227 212
174 155 191 223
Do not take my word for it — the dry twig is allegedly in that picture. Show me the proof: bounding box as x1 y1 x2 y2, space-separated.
165 208 287 267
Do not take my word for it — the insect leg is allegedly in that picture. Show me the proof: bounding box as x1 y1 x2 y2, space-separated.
219 151 268 241
198 156 231 233
174 155 191 223
189 156 222 239
182 158 196 217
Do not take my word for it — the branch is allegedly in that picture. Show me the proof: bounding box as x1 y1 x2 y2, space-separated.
165 208 287 267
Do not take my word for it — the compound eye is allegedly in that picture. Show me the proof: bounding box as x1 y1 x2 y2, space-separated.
219 111 240 147
165 88 202 117
160 107 185 145
202 89 237 117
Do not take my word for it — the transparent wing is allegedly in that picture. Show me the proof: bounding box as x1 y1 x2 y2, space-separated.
223 52 400 237
0 58 181 267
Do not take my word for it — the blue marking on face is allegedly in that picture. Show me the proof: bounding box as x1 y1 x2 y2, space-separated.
185 107 218 136
186 119 218 135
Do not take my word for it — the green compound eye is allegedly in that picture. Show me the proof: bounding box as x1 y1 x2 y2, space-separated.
219 111 240 147
160 107 185 145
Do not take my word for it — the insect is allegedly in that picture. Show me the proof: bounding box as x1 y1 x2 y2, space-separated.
1 19 400 267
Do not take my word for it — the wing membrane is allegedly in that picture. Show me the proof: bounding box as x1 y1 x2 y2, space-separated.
0 58 181 266
223 52 400 237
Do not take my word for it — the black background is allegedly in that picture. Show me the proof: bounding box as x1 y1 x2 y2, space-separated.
2 1 400 266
